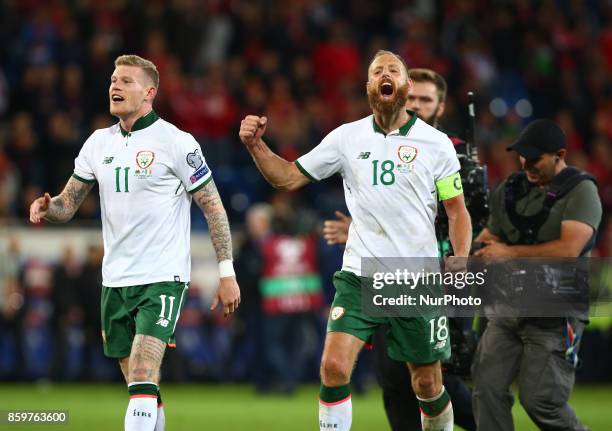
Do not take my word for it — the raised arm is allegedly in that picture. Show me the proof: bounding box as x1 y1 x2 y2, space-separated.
239 115 310 191
29 177 94 224
192 179 240 316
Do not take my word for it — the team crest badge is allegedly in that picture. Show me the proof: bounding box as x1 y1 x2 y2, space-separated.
136 150 155 169
397 145 418 163
135 150 154 178
330 306 345 321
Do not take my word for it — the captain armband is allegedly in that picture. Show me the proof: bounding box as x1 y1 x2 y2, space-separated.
436 172 463 201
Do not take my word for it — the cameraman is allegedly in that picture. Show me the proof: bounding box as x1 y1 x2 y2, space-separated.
472 119 602 431
324 69 478 431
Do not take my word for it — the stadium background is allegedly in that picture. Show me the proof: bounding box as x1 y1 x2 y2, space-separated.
0 0 611 429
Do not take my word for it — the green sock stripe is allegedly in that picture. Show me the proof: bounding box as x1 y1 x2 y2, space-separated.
128 383 158 396
319 384 351 403
157 389 163 406
419 388 450 417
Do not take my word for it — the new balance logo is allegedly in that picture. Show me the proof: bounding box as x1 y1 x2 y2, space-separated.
356 152 371 159
156 317 170 327
103 156 114 164
433 339 447 350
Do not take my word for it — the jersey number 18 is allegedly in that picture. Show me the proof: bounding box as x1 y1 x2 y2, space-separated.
372 160 395 185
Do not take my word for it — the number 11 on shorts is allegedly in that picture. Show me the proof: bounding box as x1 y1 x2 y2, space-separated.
159 295 175 320
428 316 449 343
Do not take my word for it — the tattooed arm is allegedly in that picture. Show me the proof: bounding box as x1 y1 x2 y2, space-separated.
193 179 232 261
29 177 95 224
192 179 240 316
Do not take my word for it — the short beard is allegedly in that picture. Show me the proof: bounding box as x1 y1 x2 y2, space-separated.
368 81 410 116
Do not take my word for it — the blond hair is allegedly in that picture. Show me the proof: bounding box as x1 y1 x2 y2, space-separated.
407 68 447 103
114 55 159 88
369 50 409 78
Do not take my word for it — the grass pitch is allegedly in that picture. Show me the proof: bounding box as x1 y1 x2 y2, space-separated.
0 383 610 430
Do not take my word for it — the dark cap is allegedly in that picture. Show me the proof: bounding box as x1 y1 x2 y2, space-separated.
506 119 566 159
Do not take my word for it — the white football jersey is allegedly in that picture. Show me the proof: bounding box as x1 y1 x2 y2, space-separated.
296 113 461 276
73 111 212 287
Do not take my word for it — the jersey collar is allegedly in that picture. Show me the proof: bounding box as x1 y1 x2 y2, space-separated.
119 110 159 137
372 110 417 137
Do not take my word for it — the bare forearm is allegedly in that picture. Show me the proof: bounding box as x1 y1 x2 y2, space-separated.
194 180 233 262
509 241 577 257
44 195 74 223
448 208 472 257
205 209 233 261
248 139 301 190
45 179 93 223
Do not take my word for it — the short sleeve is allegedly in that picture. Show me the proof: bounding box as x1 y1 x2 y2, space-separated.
174 132 213 193
73 131 98 183
433 135 460 181
562 180 602 231
294 126 343 182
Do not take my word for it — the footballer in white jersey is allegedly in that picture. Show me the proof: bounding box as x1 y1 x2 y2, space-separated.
30 55 240 431
240 50 472 431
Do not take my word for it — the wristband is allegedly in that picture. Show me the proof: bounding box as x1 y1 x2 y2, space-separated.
219 260 235 278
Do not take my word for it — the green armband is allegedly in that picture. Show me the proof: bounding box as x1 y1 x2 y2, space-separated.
435 172 463 201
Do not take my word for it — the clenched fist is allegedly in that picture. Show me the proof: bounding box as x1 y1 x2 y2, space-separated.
239 115 268 150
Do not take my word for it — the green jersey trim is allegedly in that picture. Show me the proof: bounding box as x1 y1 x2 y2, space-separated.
295 160 318 183
72 173 96 184
398 110 418 136
436 171 463 201
188 175 213 194
120 110 160 137
372 110 418 136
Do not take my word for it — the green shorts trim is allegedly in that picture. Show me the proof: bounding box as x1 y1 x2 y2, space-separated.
101 281 189 358
327 271 450 364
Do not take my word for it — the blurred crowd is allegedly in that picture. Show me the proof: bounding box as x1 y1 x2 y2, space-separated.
1 0 612 383
1 0 611 241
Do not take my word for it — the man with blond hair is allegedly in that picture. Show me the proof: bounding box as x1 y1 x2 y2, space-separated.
239 50 472 431
30 55 240 431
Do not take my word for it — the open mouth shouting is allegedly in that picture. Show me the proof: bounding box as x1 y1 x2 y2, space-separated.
380 81 395 101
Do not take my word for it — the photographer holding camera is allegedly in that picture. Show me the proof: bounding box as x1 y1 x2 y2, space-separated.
472 119 602 431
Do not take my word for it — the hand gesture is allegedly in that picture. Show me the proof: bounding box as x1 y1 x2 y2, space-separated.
323 211 352 245
210 276 241 317
29 193 51 223
239 115 268 150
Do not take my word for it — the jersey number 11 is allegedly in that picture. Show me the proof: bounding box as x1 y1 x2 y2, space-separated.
114 167 130 192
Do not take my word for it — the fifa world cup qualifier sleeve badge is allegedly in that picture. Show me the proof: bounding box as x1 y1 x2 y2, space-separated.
186 149 210 184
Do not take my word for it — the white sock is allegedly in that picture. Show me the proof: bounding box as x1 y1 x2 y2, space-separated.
421 402 453 431
154 405 165 431
319 396 352 431
125 396 158 431
417 386 454 431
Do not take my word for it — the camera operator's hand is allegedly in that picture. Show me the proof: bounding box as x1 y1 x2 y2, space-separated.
474 240 517 258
